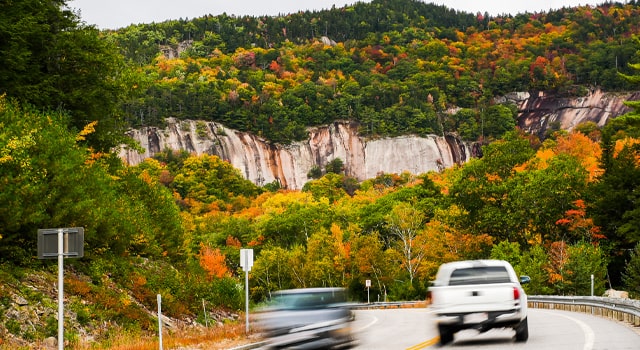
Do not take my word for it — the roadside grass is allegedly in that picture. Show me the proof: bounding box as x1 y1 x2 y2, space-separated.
84 301 428 349
78 321 253 350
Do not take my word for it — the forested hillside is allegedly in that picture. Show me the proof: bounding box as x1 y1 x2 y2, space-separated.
2 0 640 348
110 0 640 143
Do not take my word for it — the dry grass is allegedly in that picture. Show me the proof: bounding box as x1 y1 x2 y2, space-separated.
76 322 258 350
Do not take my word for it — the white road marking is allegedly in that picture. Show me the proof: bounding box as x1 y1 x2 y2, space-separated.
543 310 595 350
353 313 379 332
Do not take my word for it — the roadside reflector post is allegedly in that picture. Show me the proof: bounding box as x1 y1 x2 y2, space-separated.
240 249 254 333
158 294 163 350
57 228 63 350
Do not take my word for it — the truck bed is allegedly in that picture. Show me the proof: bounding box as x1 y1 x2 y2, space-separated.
430 282 521 315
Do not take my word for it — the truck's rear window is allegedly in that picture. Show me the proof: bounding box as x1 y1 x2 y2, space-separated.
448 266 511 286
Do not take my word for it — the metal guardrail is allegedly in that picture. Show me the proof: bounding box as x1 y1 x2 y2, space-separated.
528 295 640 327
349 297 640 322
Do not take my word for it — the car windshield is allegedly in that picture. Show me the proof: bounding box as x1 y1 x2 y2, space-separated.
270 289 347 310
448 266 511 286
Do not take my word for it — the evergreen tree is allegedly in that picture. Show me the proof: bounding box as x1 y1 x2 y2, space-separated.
622 243 640 298
0 0 129 151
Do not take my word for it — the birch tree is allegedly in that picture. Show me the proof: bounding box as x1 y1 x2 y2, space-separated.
385 202 425 285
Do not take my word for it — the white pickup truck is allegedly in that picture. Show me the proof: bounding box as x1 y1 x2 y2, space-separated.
428 259 530 345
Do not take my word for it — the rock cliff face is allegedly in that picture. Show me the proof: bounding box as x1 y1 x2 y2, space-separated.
505 89 640 137
119 121 474 189
119 89 639 189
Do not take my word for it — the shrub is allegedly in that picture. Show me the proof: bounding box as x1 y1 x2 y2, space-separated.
623 243 640 299
196 121 209 138
6 318 21 335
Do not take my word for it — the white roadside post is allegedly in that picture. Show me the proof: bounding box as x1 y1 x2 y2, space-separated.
57 228 63 350
158 294 163 350
240 249 254 333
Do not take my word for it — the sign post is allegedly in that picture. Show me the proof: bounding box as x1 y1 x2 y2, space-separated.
38 227 84 350
157 294 163 350
240 249 253 333
366 279 371 304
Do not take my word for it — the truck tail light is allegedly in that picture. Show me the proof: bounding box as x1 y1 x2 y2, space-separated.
513 287 520 300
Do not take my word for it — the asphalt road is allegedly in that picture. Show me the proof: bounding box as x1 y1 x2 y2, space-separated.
350 307 640 349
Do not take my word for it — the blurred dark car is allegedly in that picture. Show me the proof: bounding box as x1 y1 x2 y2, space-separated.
255 287 355 349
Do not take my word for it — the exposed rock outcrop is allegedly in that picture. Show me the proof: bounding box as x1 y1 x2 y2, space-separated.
119 121 474 190
119 89 640 190
159 40 194 59
506 89 640 137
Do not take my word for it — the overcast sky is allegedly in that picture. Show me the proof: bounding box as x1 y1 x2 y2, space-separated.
68 0 608 30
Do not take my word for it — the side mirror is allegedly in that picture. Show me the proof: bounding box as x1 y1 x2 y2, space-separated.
520 276 531 285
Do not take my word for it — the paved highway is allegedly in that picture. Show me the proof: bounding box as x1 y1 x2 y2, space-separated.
350 307 640 349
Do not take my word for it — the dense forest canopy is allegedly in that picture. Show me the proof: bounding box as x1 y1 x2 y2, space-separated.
108 0 640 143
2 0 640 347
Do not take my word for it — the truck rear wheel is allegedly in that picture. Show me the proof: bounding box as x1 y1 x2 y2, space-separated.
438 325 454 345
515 317 529 342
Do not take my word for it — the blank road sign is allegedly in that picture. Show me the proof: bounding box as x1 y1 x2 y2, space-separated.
240 249 253 271
37 227 84 259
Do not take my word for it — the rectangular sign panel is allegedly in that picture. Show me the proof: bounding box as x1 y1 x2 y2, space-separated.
37 227 84 259
240 248 253 271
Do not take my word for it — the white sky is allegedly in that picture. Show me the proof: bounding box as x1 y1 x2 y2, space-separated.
68 0 608 30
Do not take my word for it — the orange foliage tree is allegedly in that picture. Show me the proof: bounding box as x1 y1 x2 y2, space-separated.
555 199 605 242
198 244 230 280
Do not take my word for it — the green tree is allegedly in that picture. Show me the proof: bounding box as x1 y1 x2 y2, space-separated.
449 132 536 238
256 194 332 247
490 241 522 273
506 154 589 244
305 231 342 287
0 99 63 260
325 158 345 174
594 127 640 247
171 154 261 213
303 173 348 203
307 165 323 179
590 115 640 285
119 161 186 260
0 0 130 151
519 245 553 295
622 243 640 298
480 104 517 141
0 98 107 262
562 242 607 296
351 231 390 301
0 97 178 263
251 246 293 300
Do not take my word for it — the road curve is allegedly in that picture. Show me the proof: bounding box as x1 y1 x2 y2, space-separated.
350 307 639 349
